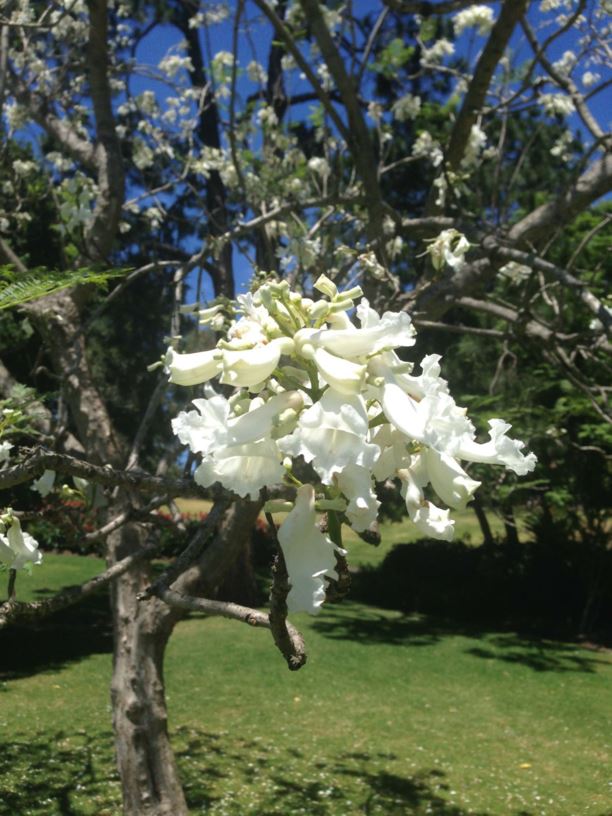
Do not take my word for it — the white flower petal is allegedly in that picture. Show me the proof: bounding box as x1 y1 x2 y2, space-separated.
171 394 229 454
398 465 454 541
456 419 537 475
6 518 43 570
313 347 366 395
313 310 415 359
424 449 480 510
278 390 379 484
194 438 284 498
220 337 288 388
30 469 56 497
227 392 302 445
336 464 380 532
277 484 339 615
165 347 222 386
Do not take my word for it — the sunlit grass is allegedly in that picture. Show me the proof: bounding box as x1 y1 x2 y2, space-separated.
1 554 611 816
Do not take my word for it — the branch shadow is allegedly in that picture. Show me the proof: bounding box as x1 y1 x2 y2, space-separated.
0 590 112 682
0 730 119 816
3 727 611 816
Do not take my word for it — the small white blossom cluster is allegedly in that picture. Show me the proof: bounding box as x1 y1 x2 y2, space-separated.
392 94 422 122
421 39 454 64
540 93 575 117
167 275 536 616
453 5 495 36
0 512 43 572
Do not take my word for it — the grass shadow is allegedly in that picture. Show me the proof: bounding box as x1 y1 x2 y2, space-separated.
312 603 609 674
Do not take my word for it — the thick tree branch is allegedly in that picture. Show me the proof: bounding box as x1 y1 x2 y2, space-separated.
299 0 386 244
509 154 612 247
0 447 200 496
85 0 125 261
0 540 159 629
444 0 528 172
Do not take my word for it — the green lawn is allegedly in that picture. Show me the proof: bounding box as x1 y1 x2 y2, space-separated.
1 551 610 816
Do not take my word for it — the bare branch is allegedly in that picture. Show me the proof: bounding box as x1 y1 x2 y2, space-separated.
156 588 307 671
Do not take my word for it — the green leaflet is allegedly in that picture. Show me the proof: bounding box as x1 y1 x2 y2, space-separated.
0 266 129 310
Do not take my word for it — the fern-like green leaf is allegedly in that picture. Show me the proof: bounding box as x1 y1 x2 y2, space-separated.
0 266 129 310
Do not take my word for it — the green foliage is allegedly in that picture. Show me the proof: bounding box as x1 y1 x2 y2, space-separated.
0 266 128 311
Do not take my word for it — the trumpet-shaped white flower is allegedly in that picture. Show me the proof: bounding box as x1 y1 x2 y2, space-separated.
195 438 284 499
310 309 416 359
312 347 366 395
165 347 221 386
220 337 291 388
425 229 470 271
172 393 229 455
381 382 473 455
456 419 537 475
336 464 380 532
423 449 480 510
0 517 43 571
30 469 56 497
398 462 455 541
277 484 339 614
278 389 379 483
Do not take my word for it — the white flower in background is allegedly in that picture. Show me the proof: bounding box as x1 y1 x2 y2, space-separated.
462 124 487 168
552 50 576 78
499 261 532 283
247 60 267 83
31 469 56 498
453 5 495 36
0 441 12 465
307 157 331 179
425 229 471 271
159 54 194 79
422 39 454 63
550 130 573 160
279 389 380 484
277 485 340 614
392 94 421 122
367 101 383 124
582 71 600 88
412 131 443 167
540 93 575 117
12 159 37 176
0 517 43 571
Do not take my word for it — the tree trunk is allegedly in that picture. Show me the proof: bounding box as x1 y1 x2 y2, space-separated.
109 522 188 816
472 496 495 547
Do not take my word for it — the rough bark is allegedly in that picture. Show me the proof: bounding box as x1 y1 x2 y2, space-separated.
109 521 189 816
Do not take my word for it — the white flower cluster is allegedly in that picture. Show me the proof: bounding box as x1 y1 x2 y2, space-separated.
392 94 422 122
168 277 536 615
540 93 575 117
453 5 495 36
0 513 42 572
